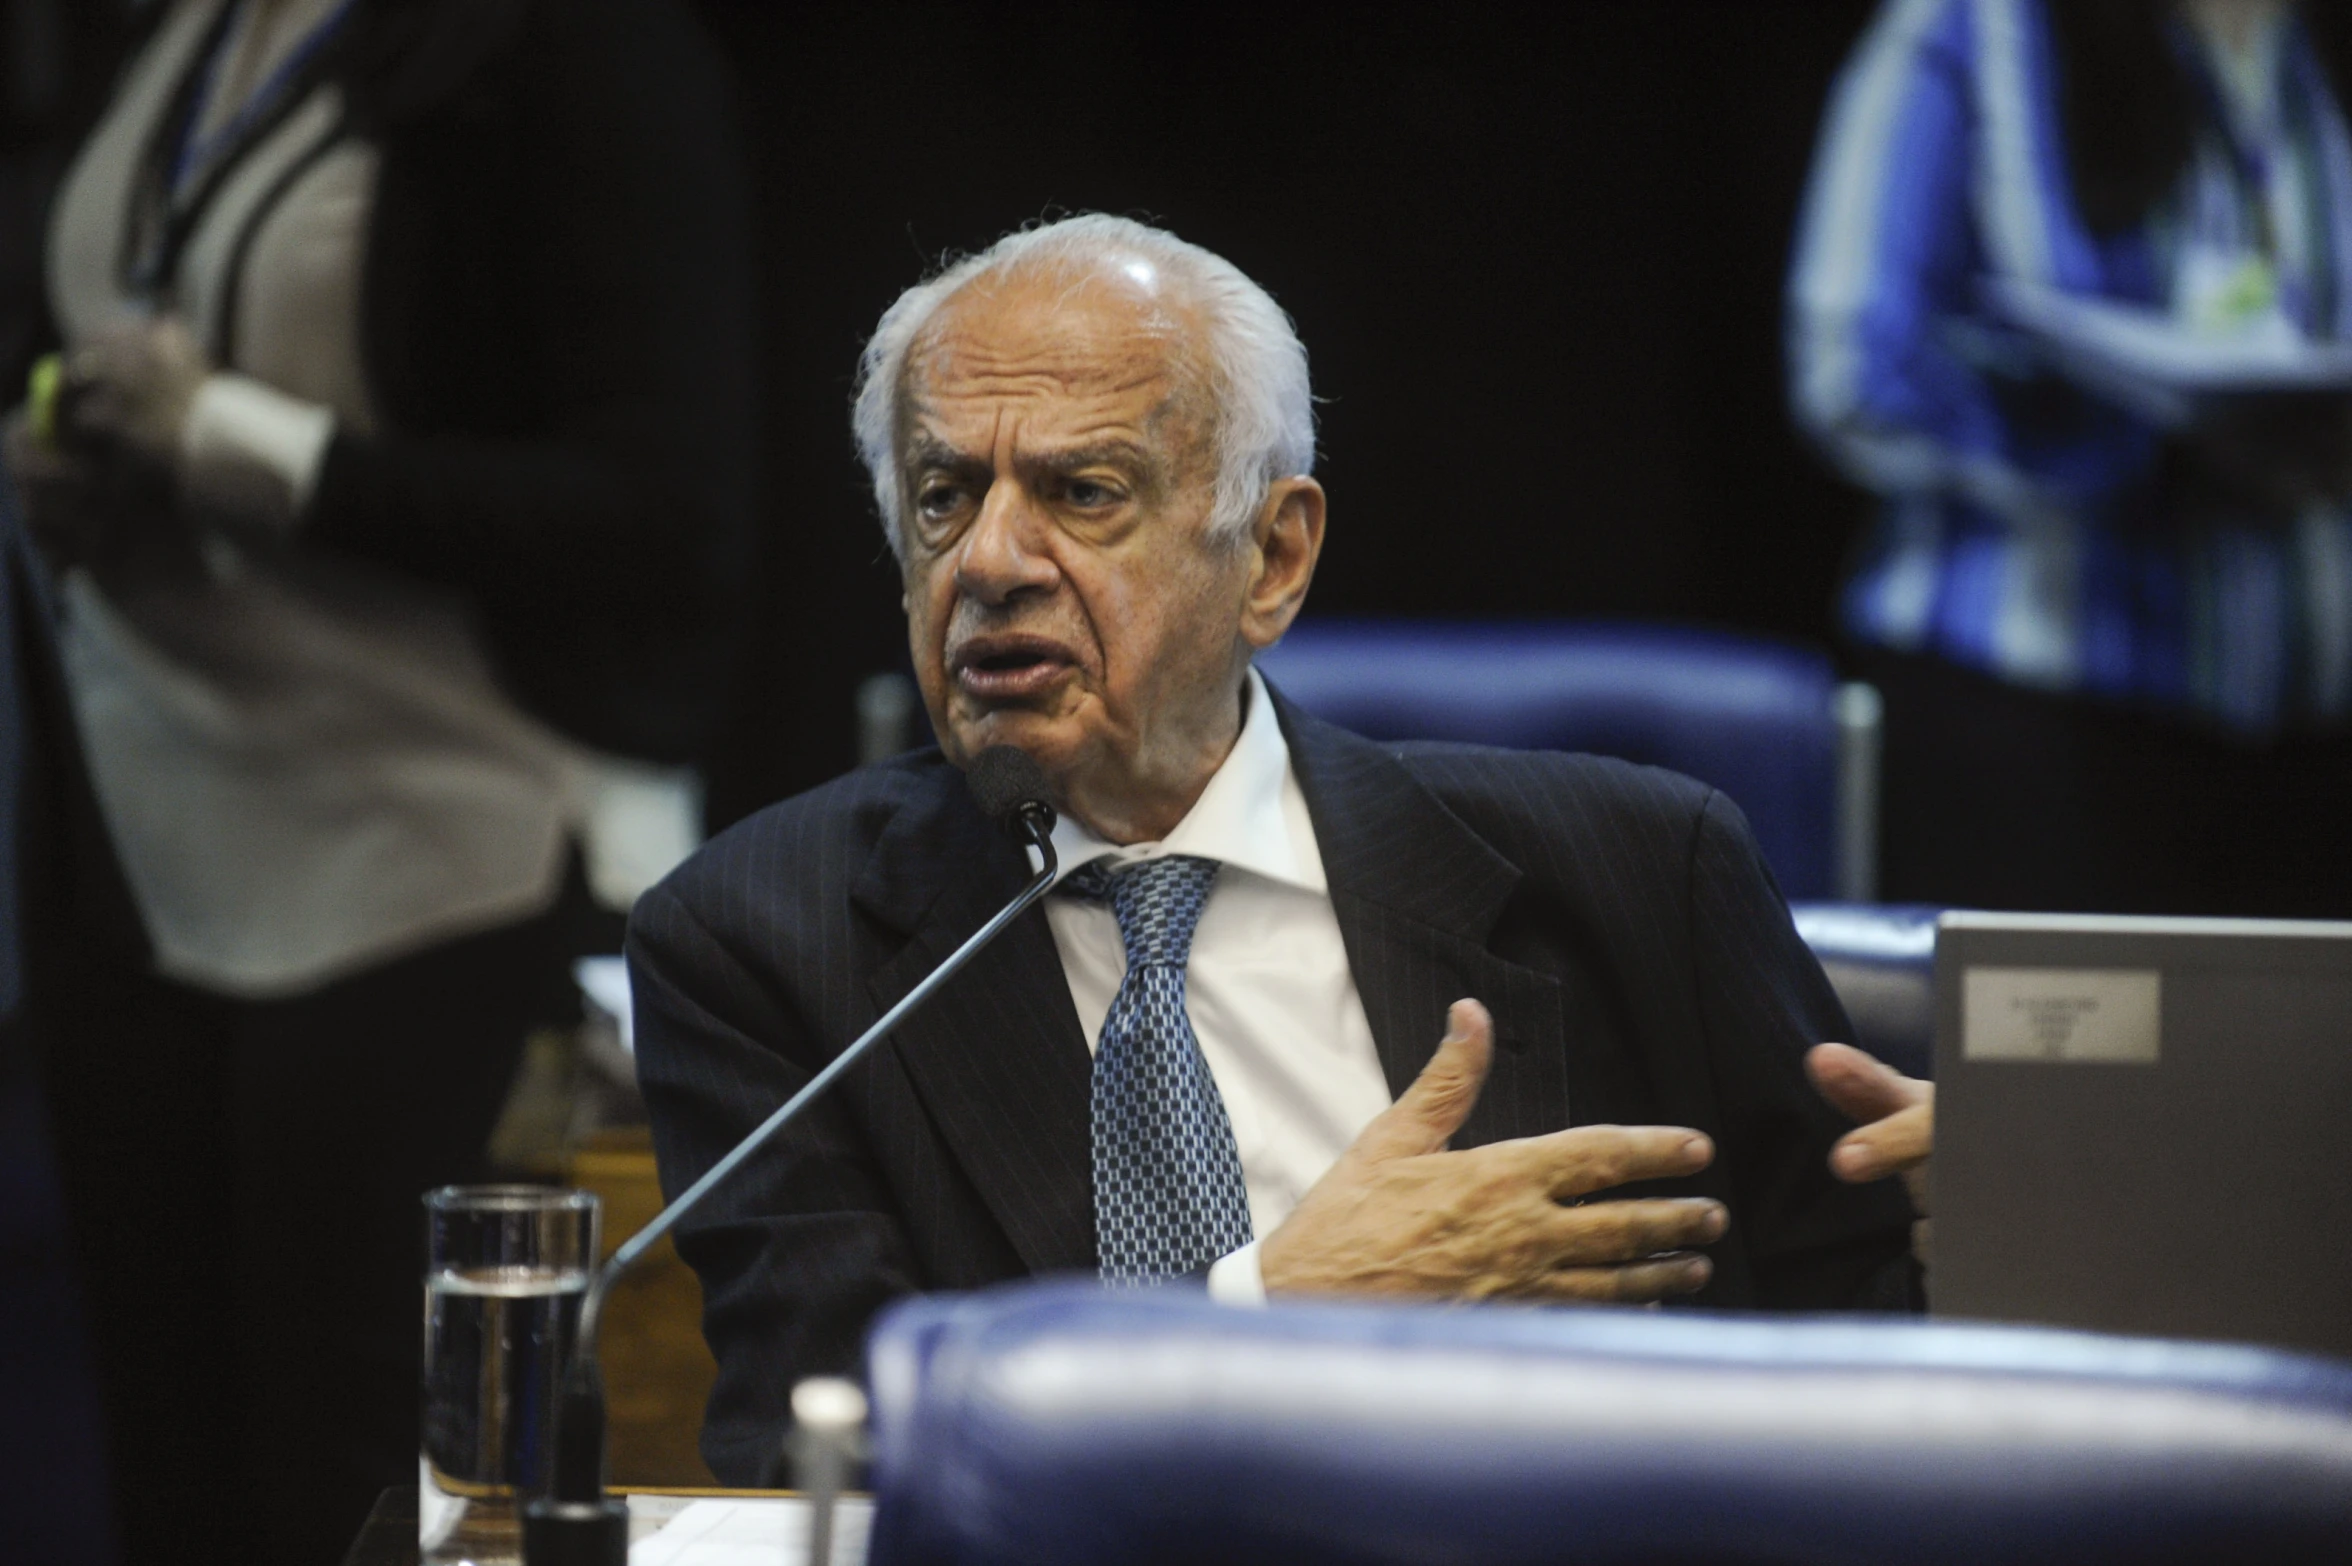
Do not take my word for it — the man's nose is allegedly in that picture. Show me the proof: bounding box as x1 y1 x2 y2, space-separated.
953 482 1057 605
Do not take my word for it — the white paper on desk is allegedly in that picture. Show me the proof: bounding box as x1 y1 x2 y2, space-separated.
629 1496 872 1566
1985 278 2352 426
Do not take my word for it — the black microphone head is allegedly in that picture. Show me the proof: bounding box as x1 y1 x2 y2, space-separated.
966 746 1055 836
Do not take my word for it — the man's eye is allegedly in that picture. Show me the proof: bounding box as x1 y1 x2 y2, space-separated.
1065 479 1115 507
917 484 966 520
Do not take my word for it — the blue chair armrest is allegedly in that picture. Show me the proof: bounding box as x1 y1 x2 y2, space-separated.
1791 900 1942 1079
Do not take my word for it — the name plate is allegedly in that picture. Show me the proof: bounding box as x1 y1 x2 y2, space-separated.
1962 967 2162 1063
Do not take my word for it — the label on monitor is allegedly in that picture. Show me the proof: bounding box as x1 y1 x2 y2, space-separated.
1962 967 2162 1063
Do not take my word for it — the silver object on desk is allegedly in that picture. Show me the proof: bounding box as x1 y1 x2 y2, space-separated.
788 1378 868 1566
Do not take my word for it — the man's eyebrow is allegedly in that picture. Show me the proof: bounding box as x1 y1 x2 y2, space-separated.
902 431 984 473
1024 439 1157 473
902 432 1164 481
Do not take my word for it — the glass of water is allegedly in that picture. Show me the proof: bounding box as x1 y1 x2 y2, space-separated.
421 1185 599 1563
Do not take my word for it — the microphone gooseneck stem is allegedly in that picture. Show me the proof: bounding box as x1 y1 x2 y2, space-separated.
540 806 1059 1520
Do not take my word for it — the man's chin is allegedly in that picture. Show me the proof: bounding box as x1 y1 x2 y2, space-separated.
943 708 1088 782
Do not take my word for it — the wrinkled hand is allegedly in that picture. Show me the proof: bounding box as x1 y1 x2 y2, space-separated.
64 316 211 465
1807 1041 1932 1262
1259 999 1726 1303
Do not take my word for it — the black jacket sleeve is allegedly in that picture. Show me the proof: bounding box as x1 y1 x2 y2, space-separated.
1686 789 1920 1310
627 879 927 1486
307 0 757 761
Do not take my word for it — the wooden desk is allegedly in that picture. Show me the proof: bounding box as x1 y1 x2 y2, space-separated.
565 1129 722 1488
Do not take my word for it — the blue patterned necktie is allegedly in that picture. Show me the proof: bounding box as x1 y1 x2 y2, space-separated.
1066 854 1255 1284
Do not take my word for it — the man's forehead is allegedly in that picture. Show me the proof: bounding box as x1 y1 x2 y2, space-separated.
907 266 1199 407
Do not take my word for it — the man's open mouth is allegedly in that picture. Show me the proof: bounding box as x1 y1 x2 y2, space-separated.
951 635 1078 700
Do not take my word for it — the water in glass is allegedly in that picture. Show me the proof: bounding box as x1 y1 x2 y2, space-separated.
421 1186 597 1564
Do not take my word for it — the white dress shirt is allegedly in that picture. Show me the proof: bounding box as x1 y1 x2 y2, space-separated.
1042 669 1393 1302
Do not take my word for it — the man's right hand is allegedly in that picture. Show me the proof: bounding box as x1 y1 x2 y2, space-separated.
1258 999 1726 1303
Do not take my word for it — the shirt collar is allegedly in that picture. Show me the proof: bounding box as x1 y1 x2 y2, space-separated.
1045 668 1323 893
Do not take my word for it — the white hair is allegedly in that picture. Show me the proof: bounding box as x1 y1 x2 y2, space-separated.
851 213 1315 561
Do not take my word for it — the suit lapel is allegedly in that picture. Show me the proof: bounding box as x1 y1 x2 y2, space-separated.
1274 690 1571 1149
852 775 1097 1275
847 691 1575 1270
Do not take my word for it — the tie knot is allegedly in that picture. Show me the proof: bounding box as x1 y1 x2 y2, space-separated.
1068 854 1220 968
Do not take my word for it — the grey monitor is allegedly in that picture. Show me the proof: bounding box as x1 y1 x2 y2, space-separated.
1930 911 2352 1359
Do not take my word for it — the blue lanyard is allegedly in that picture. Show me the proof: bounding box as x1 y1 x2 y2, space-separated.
169 0 361 199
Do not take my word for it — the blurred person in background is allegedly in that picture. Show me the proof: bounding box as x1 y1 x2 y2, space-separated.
3 0 755 1561
1790 0 2352 915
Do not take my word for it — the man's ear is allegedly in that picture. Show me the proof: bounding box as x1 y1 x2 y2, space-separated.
1239 476 1325 651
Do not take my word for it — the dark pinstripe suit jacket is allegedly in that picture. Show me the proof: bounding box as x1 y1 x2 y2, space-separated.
631 690 1916 1483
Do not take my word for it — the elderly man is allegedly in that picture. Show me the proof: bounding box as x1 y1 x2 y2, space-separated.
633 215 1925 1483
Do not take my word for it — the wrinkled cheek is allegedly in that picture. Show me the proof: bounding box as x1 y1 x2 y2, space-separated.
904 578 958 711
1086 630 1138 722
1112 585 1211 708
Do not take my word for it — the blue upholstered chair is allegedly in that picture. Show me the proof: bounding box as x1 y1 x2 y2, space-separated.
1789 901 1942 1080
1255 618 1882 902
863 1282 2352 1566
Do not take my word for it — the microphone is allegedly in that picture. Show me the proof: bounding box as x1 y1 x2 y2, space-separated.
523 748 1059 1566
966 743 1057 846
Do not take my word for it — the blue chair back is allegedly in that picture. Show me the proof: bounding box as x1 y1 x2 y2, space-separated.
1790 901 1941 1079
865 1281 2352 1566
1258 618 1850 898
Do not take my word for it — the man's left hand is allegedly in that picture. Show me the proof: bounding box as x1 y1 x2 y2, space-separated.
1806 1041 1932 1262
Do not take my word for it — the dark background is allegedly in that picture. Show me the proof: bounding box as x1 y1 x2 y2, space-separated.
3 0 1884 829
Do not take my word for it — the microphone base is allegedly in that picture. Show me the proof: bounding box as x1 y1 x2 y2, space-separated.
521 1495 629 1566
